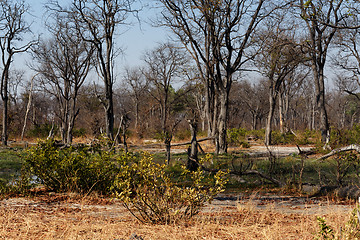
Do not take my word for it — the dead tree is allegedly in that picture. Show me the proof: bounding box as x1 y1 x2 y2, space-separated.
187 119 199 171
0 0 36 145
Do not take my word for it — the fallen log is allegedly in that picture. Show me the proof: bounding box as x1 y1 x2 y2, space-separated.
198 163 284 187
316 144 360 161
170 136 215 147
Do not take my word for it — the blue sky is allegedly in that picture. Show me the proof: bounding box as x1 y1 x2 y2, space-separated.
17 0 168 83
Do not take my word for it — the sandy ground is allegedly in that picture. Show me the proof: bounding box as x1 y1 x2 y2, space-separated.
131 140 315 156
0 192 354 219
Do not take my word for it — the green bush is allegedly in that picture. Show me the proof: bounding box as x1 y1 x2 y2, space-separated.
174 129 191 141
329 125 360 149
112 153 227 224
314 204 360 239
72 128 87 138
28 124 57 138
271 131 296 145
22 139 120 194
227 128 250 147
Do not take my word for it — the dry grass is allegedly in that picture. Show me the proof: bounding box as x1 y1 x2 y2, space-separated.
0 195 353 240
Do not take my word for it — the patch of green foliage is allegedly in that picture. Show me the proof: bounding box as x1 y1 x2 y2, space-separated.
174 129 191 141
328 125 360 149
0 149 23 194
0 149 22 171
21 139 121 194
28 124 57 138
315 204 360 239
271 131 296 145
72 128 87 138
112 153 227 224
227 128 251 148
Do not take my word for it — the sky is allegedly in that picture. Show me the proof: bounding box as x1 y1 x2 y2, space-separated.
17 0 168 84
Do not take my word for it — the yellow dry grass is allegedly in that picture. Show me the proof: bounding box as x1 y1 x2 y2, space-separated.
0 195 352 240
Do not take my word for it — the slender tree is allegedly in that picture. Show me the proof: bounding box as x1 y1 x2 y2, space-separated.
32 11 94 144
143 42 186 164
48 0 137 140
254 19 304 145
297 0 360 145
0 0 35 145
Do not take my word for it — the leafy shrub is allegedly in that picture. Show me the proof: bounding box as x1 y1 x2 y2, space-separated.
296 129 320 145
113 153 227 224
329 125 360 149
22 139 120 194
227 128 250 147
174 129 191 141
72 128 87 138
247 129 265 140
315 205 360 239
271 131 296 145
28 123 57 138
315 217 334 240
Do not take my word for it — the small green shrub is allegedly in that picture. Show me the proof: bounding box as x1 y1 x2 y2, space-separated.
247 129 265 140
315 217 334 240
21 139 119 194
271 131 296 145
174 129 191 141
227 128 250 147
113 153 228 224
28 124 57 138
315 204 360 239
72 128 87 138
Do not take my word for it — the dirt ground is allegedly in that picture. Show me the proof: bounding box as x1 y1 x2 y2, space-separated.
0 192 355 239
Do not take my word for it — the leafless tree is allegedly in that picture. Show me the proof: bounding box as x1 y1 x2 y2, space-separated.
160 0 282 153
297 0 360 145
32 11 94 144
231 80 269 130
254 18 305 145
333 17 360 102
0 0 36 145
122 67 149 131
49 0 138 140
143 42 187 164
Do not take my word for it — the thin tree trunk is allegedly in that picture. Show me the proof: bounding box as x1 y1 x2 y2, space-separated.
2 95 8 146
279 92 285 134
216 89 229 154
21 75 35 141
265 89 277 146
187 119 199 171
313 68 330 145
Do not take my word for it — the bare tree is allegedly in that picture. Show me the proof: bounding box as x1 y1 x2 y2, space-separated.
0 0 36 145
32 11 94 144
333 15 360 101
49 0 138 140
122 67 149 131
143 42 186 164
232 80 269 130
297 0 360 145
160 0 280 153
254 18 305 145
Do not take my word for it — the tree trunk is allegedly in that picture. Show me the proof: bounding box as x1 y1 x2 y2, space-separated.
279 92 285 134
2 95 8 146
187 119 199 171
165 135 171 165
21 75 35 141
216 89 229 154
265 89 277 146
313 67 330 145
105 93 114 140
